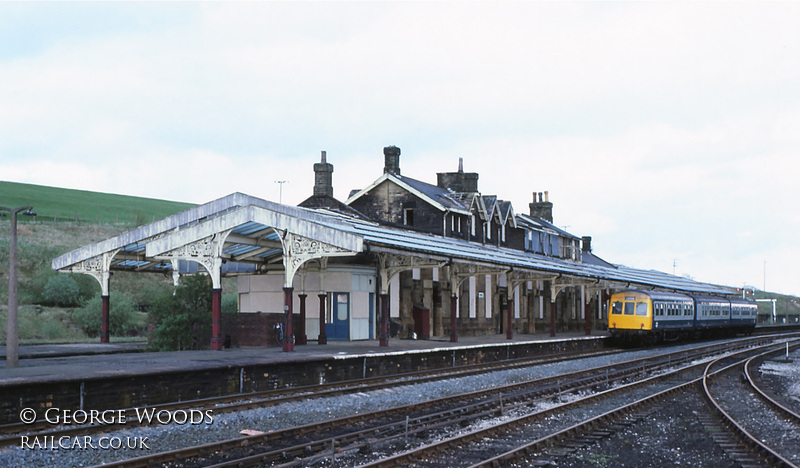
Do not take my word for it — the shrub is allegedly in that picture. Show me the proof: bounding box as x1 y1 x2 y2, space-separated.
43 275 80 307
148 275 212 351
72 292 143 337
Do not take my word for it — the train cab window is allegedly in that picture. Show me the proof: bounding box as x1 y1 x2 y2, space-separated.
611 302 623 315
636 302 648 316
624 302 635 315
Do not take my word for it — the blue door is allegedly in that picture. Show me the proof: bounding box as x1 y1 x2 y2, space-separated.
325 293 350 340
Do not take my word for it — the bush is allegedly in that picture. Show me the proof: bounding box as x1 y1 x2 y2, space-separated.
72 292 143 337
148 275 212 351
43 275 80 307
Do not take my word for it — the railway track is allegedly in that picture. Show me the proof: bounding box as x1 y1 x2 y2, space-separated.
342 338 793 467
701 340 800 467
80 336 775 467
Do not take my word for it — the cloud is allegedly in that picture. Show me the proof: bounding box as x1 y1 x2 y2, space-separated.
1 2 799 294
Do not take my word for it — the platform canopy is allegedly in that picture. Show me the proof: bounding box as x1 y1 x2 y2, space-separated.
52 192 734 296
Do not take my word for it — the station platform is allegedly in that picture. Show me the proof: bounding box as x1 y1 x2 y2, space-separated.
0 331 610 424
0 331 608 386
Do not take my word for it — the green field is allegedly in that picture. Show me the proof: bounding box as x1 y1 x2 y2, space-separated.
0 180 195 225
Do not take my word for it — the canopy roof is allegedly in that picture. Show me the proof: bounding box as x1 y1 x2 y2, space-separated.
53 192 734 296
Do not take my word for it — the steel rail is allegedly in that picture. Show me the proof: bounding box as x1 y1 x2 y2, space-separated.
0 347 620 446
91 338 766 468
4 335 770 450
744 341 800 424
359 341 785 468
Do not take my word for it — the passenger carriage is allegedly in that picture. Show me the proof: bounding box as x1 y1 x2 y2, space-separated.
608 289 757 343
609 290 695 342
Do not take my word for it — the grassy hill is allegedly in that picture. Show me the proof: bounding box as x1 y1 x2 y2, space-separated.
0 181 195 225
0 182 200 343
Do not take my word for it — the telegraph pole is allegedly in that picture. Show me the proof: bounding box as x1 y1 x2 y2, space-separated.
1 205 36 368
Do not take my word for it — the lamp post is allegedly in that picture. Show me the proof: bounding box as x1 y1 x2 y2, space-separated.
1 205 35 369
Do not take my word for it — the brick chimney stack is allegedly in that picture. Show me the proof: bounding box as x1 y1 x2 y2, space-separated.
437 158 479 193
529 191 553 223
383 146 401 176
313 150 334 197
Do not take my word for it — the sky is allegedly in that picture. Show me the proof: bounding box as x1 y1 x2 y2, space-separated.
1 2 799 295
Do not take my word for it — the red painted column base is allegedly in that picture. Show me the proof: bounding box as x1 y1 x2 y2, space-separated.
318 293 327 345
283 287 294 352
297 294 307 345
211 288 222 350
100 295 110 343
380 293 389 347
506 297 514 340
450 295 458 343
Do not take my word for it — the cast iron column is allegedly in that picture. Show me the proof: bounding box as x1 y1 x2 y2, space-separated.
546 281 556 337
379 293 389 346
506 295 514 340
450 294 458 342
318 293 327 344
283 287 294 352
211 288 222 350
585 293 592 336
297 294 307 345
100 295 110 343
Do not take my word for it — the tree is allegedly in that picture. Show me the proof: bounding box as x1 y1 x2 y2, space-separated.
148 275 212 351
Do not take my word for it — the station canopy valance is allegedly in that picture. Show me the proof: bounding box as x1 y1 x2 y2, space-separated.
53 192 734 296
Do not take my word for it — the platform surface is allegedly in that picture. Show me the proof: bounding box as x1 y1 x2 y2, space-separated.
0 331 609 386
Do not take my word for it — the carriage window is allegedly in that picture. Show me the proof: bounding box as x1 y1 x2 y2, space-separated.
636 302 648 316
612 301 623 315
624 302 635 315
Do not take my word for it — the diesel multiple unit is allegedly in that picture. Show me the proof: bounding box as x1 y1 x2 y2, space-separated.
608 289 757 342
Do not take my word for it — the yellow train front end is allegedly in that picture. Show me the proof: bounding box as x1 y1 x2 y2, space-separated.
608 290 653 340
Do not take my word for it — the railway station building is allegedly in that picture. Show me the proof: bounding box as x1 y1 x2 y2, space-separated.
52 146 734 351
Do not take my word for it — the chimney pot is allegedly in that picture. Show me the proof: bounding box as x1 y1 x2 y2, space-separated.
321 150 327 163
